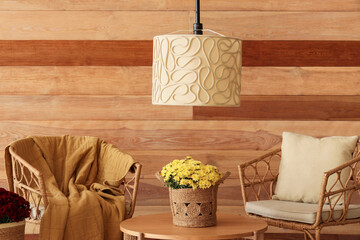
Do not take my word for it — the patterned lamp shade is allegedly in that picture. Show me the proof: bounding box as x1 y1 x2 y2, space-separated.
152 34 242 106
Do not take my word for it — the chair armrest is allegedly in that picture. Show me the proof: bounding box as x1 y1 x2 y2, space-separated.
238 148 281 205
122 162 142 218
315 155 360 226
9 147 48 223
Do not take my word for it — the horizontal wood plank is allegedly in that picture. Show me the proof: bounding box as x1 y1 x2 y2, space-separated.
0 179 7 189
0 96 192 120
1 0 359 11
0 41 153 66
0 121 282 151
136 178 243 206
0 163 243 205
241 67 360 95
2 121 360 151
0 11 359 40
126 150 276 179
0 66 152 95
1 67 360 96
243 41 360 66
0 41 359 66
199 11 360 40
0 150 275 180
0 11 188 40
194 96 360 120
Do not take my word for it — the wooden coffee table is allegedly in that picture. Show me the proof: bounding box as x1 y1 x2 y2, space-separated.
120 213 267 240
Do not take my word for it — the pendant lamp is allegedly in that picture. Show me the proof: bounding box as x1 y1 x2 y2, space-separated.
152 0 242 106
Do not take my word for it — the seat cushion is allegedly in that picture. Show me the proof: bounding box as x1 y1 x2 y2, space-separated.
246 200 360 224
273 132 358 203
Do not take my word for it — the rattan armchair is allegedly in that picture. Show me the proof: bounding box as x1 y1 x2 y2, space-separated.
7 145 142 225
238 141 360 240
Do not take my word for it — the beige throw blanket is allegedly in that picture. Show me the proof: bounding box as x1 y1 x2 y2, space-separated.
5 136 135 240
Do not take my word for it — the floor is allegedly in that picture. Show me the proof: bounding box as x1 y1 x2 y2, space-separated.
25 234 360 240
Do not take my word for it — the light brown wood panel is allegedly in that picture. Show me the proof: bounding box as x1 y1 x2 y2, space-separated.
0 11 188 40
1 0 359 11
241 67 360 95
2 67 360 96
0 149 6 187
0 151 6 189
0 171 242 205
136 178 243 206
194 96 360 120
197 11 360 40
0 96 192 120
0 120 281 151
127 150 275 179
0 179 7 189
1 11 359 40
0 150 275 181
0 66 152 95
1 121 360 151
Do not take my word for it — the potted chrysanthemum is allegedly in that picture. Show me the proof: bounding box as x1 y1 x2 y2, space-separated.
156 156 230 228
0 188 30 240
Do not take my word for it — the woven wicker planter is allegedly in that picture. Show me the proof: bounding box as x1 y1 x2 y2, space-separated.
169 186 218 227
0 220 25 240
156 171 230 228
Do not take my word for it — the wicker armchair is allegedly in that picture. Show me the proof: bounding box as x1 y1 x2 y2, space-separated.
7 144 142 225
238 140 360 240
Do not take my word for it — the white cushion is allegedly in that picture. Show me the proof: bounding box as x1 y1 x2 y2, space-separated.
246 200 360 224
273 132 358 203
30 204 45 220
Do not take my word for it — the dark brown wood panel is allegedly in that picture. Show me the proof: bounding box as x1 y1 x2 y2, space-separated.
0 40 152 66
0 40 359 66
194 96 360 120
243 41 360 66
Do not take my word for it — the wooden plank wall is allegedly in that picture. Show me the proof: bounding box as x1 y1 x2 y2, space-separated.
0 0 360 209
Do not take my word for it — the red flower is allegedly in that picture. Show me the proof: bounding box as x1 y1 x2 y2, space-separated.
0 188 30 223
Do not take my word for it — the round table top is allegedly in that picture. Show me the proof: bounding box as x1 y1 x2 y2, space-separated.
120 213 268 240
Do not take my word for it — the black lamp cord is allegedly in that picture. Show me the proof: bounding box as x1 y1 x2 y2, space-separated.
193 0 203 35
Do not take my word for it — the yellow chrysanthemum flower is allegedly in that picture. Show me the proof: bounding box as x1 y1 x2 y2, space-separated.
160 156 222 189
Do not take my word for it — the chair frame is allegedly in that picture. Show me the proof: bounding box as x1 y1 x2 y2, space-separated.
238 140 360 240
8 146 142 224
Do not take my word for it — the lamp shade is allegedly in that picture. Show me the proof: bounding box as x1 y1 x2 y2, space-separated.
152 34 242 106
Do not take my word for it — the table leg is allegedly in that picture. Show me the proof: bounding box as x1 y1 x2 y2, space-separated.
123 233 145 240
253 231 264 240
123 233 138 240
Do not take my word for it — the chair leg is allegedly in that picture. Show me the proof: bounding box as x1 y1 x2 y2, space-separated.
303 230 315 240
253 231 264 240
315 228 321 240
